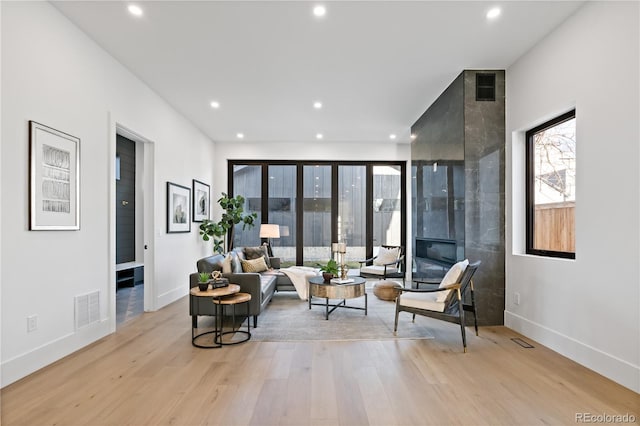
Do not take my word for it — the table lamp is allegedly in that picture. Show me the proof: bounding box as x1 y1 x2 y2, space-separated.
259 224 280 257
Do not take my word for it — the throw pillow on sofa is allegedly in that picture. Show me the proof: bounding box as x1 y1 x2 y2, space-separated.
241 257 268 273
229 251 243 273
221 254 232 274
244 246 271 268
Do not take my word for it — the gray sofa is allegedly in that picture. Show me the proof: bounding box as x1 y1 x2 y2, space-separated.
189 248 294 328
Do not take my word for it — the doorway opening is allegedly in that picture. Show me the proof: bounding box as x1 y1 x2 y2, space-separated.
115 134 143 325
112 124 155 330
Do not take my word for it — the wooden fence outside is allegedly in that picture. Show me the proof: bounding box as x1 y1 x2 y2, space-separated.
534 202 575 252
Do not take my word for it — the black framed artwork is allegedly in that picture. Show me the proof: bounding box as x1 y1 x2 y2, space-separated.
167 181 191 233
192 179 210 222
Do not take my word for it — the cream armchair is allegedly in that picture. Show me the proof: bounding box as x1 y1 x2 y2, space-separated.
358 245 406 285
394 260 480 352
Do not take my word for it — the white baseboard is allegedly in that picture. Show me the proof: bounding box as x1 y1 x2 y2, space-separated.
1 319 111 388
155 286 185 310
2 286 185 388
505 311 640 393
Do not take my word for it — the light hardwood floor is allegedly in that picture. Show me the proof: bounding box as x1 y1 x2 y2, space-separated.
2 296 638 425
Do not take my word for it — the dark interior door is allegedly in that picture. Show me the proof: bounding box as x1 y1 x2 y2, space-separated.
116 135 136 264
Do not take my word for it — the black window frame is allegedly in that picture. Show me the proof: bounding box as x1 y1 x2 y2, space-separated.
228 160 406 266
525 109 576 259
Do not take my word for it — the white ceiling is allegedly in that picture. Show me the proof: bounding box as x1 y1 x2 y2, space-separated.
52 1 583 144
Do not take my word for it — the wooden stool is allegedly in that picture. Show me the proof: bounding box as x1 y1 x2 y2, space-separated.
212 292 251 345
373 280 402 301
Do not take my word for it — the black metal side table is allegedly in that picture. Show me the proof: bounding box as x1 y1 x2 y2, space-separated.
190 284 240 348
213 292 252 345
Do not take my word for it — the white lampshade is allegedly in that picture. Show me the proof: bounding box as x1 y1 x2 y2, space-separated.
259 224 280 239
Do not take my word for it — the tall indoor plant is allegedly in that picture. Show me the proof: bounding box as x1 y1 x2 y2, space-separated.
199 193 257 253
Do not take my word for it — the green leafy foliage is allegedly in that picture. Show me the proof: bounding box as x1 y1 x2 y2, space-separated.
198 272 210 283
199 192 257 253
319 258 339 275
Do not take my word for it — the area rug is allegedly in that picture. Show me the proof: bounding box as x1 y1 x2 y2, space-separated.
245 289 435 342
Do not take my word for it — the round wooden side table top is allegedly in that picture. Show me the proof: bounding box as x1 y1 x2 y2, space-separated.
213 292 251 305
190 284 240 298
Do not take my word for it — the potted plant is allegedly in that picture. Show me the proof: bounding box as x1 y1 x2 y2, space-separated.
199 192 257 253
319 259 339 281
197 272 210 291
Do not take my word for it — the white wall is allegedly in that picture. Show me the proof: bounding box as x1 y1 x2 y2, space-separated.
506 2 639 392
1 2 215 386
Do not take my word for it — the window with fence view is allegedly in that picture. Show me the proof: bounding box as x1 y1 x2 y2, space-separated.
526 110 576 259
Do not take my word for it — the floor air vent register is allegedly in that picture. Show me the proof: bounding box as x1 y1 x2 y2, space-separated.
511 337 535 348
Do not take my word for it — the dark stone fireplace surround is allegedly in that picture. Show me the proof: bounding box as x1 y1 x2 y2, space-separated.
411 70 505 326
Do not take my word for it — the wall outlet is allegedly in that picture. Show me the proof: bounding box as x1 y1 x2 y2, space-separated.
514 292 521 306
27 315 38 332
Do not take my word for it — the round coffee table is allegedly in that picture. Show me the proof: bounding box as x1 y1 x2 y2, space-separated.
190 284 240 348
308 276 367 320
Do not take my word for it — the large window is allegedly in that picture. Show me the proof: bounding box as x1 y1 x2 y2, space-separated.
231 164 262 248
373 165 402 248
526 110 576 259
338 165 366 262
268 165 296 266
303 165 332 265
229 160 406 267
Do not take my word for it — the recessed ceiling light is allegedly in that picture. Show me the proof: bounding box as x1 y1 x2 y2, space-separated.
210 101 220 109
389 134 397 140
236 133 244 139
486 7 501 19
410 133 417 140
128 4 143 17
313 5 326 17
316 133 323 140
313 101 323 109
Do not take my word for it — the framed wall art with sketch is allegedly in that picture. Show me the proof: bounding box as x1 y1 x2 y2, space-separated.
167 181 191 233
29 121 80 230
192 179 210 222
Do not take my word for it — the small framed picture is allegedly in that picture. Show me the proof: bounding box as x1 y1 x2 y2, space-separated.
167 182 191 233
192 179 210 222
29 121 80 230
